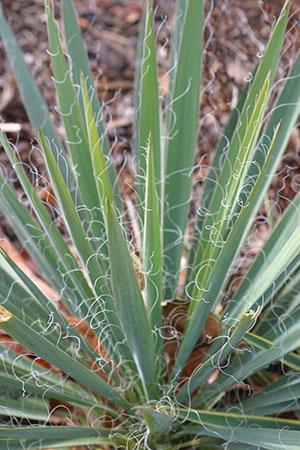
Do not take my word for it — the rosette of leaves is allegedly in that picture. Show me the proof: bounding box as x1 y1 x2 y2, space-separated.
0 0 299 449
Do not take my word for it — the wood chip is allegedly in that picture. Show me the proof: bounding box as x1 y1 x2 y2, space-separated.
0 123 22 133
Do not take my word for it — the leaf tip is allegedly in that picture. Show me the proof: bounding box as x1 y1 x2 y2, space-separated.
0 305 13 323
244 305 261 321
45 0 51 12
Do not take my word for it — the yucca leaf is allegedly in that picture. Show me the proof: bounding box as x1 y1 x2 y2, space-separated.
80 75 114 205
171 409 300 449
227 190 300 320
256 49 300 155
243 332 300 372
256 256 300 336
45 0 104 241
132 1 146 160
239 373 300 415
257 263 300 338
228 228 300 320
178 129 300 375
0 307 129 410
260 303 300 343
105 200 159 400
239 400 300 417
0 395 49 421
201 70 255 213
0 133 115 370
0 253 98 367
0 6 72 186
0 372 95 413
39 130 133 365
61 0 121 210
173 407 300 431
39 131 105 289
226 445 263 450
61 0 108 163
193 0 290 243
276 264 300 303
0 248 103 365
188 72 253 271
0 426 126 449
143 136 163 341
0 345 116 413
168 0 188 98
0 130 97 314
0 173 73 298
190 74 271 303
178 425 300 450
185 49 300 341
0 132 126 371
196 314 300 409
60 0 106 144
146 407 300 448
0 439 114 450
163 0 204 298
139 407 174 435
236 51 300 217
0 6 55 139
0 372 118 418
174 121 281 373
190 0 290 288
247 254 300 339
136 1 161 202
79 73 114 267
172 437 224 450
190 47 299 281
0 257 65 344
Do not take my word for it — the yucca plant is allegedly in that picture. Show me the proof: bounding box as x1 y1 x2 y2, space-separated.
0 0 299 448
